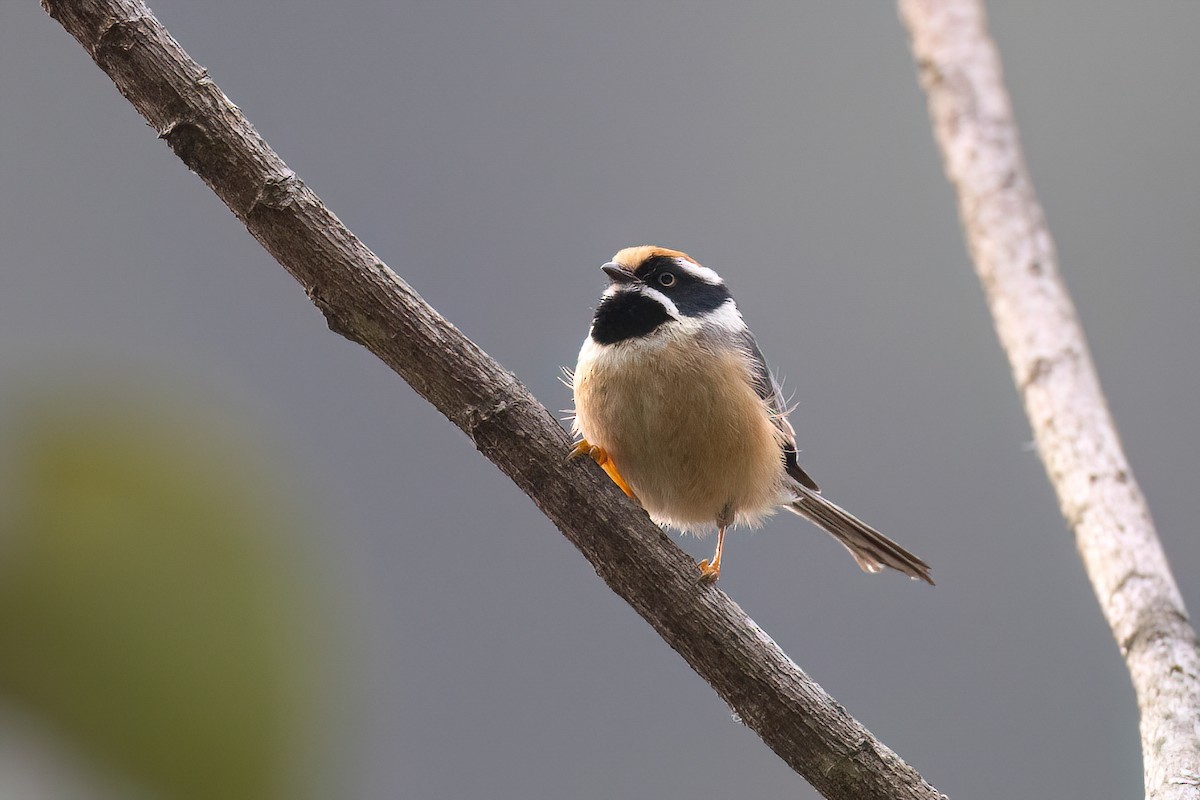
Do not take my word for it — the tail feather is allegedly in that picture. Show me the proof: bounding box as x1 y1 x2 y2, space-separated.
787 487 933 585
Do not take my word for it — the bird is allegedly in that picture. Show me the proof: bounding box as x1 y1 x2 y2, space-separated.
568 246 932 585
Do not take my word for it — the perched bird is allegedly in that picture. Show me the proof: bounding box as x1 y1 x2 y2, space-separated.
569 246 932 584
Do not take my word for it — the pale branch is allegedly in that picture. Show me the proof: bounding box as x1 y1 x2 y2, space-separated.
898 2 1200 798
40 1 942 798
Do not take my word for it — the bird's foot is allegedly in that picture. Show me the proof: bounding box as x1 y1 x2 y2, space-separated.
567 439 638 500
697 525 727 583
566 438 597 462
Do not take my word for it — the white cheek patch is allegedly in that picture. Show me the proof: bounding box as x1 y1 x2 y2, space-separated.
636 285 681 318
634 298 745 342
703 299 747 333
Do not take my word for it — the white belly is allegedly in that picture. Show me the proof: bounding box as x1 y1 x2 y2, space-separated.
572 331 788 534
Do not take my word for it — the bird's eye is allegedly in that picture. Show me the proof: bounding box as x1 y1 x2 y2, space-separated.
657 272 676 287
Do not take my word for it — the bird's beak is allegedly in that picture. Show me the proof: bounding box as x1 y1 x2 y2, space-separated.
601 263 638 284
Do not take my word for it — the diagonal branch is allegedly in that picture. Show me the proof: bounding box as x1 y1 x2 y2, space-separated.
899 2 1200 798
40 1 941 798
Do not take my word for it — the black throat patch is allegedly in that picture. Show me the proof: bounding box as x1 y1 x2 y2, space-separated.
590 291 672 344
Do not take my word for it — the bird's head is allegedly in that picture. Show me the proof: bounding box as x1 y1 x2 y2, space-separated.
589 246 741 345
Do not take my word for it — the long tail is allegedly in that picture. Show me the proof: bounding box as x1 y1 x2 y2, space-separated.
786 486 933 585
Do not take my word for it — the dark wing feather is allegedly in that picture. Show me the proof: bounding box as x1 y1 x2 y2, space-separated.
735 329 820 491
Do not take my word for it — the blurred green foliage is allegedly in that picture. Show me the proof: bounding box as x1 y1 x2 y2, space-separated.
0 384 325 799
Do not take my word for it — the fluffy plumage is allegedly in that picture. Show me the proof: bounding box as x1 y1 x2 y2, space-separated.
571 246 932 584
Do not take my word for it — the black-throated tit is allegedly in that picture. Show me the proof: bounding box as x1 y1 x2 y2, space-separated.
569 246 932 584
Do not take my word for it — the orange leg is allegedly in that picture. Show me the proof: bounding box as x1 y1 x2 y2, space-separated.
568 439 637 501
697 525 726 582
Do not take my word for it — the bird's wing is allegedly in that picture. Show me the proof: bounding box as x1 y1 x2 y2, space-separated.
735 329 820 492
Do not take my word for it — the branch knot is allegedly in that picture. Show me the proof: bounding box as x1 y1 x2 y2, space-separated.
464 397 514 447
250 172 304 214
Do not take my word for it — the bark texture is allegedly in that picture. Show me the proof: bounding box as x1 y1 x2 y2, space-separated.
899 2 1200 798
41 1 941 797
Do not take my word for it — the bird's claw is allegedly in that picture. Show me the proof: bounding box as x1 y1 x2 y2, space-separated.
568 438 638 500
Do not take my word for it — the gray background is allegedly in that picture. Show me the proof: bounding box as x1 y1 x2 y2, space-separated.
3 2 1199 798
